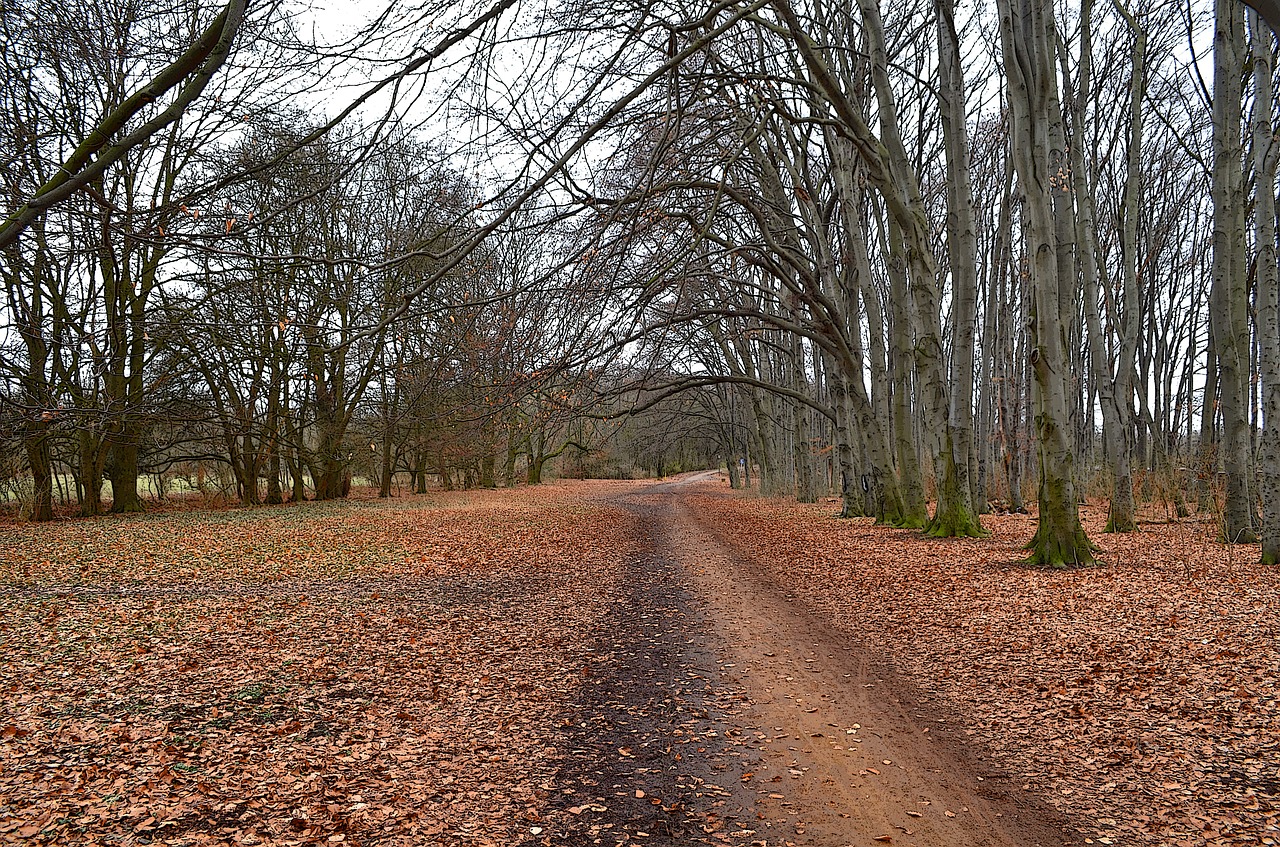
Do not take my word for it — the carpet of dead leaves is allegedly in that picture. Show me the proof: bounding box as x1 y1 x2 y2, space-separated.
691 484 1280 847
0 482 652 846
8 475 1280 847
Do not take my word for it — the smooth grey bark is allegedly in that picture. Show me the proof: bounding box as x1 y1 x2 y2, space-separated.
1251 8 1280 562
1065 0 1140 532
834 152 900 519
1197 319 1220 510
1109 0 1146 531
997 0 1095 566
792 339 818 503
1211 0 1260 542
1046 17 1080 477
885 218 929 527
826 146 908 521
992 150 1027 513
976 219 1000 513
771 0 979 535
933 0 986 537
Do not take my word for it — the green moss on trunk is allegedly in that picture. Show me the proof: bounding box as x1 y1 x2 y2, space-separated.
926 504 987 538
106 437 144 514
1103 509 1136 533
925 448 988 538
1025 510 1096 568
837 489 864 518
882 504 928 530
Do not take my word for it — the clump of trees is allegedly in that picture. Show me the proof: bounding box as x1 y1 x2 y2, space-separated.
549 0 1280 567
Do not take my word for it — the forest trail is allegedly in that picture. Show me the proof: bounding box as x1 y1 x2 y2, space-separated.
590 472 1074 847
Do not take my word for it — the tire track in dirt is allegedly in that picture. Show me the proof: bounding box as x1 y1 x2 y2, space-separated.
545 498 768 845
583 474 1079 847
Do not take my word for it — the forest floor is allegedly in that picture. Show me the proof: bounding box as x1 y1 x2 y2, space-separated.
0 475 1275 846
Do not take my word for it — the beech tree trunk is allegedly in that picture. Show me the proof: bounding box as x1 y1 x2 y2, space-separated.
1065 0 1140 532
1251 8 1280 562
931 0 986 537
885 219 928 528
773 0 975 534
841 166 900 521
792 339 817 503
1210 0 1259 542
997 0 1095 566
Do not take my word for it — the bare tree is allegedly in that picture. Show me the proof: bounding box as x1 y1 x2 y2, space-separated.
1211 0 1259 542
996 0 1095 565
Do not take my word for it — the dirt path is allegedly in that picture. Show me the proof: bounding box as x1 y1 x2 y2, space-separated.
560 474 1077 847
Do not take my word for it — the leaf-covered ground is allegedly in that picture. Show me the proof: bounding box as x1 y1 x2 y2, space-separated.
0 484 647 846
0 481 809 847
5 477 1277 847
692 486 1280 847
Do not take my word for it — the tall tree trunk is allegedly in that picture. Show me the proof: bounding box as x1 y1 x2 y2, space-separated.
265 402 283 506
1066 0 1140 532
526 433 545 484
106 430 143 513
235 428 263 506
283 381 307 503
1252 8 1280 562
862 0 975 536
1198 324 1220 510
886 219 929 527
993 148 1027 513
1211 0 1259 542
79 430 106 516
1109 0 1145 530
311 414 348 500
997 0 1094 566
505 421 520 487
834 381 862 515
309 368 349 501
16 264 53 521
380 434 394 497
791 338 817 503
480 451 497 489
846 181 901 520
773 0 972 533
931 0 986 537
976 248 999 513
25 421 53 522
